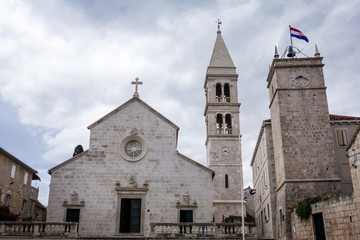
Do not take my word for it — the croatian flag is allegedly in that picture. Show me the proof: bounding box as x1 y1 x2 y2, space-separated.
247 186 256 195
290 27 309 43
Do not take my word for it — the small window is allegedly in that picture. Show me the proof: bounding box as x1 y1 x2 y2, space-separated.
336 129 348 146
341 163 352 183
225 114 232 134
216 83 222 102
11 165 16 178
264 207 267 220
224 83 230 102
24 172 29 185
27 199 34 215
267 204 270 219
225 174 229 188
216 114 223 134
22 200 27 211
5 194 11 207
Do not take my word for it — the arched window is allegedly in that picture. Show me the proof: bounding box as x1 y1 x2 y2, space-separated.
225 174 229 188
224 83 230 102
216 83 222 102
225 114 232 134
216 114 223 134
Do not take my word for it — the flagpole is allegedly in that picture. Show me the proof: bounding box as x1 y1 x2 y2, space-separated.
289 25 294 58
238 128 245 240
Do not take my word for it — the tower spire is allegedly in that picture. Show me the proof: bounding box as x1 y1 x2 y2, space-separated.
208 28 235 68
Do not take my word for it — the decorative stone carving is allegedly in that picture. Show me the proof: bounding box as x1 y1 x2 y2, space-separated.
115 181 121 187
71 191 78 204
63 193 85 207
131 128 138 135
143 180 148 188
129 175 137 188
183 192 190 205
176 192 197 209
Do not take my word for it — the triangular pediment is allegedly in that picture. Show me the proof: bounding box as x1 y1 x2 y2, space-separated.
87 97 179 131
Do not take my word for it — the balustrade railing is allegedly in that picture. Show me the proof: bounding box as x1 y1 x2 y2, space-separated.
0 221 78 237
215 97 231 103
150 222 252 237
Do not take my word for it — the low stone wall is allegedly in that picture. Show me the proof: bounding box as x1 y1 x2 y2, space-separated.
291 194 360 239
291 211 313 240
0 221 78 239
150 222 256 238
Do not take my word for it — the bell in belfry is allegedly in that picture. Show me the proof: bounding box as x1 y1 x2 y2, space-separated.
287 46 295 58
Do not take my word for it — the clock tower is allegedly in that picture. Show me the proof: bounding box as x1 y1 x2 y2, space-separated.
266 51 341 239
204 28 243 222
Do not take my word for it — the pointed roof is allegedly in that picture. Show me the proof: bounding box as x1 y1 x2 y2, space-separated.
87 97 179 131
209 30 235 67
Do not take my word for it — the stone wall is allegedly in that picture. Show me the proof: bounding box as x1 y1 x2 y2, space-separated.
291 194 360 239
47 99 214 237
0 148 36 220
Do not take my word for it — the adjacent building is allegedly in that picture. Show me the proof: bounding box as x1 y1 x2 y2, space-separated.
0 147 43 220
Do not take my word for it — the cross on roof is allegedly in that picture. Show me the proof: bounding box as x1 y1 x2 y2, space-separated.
131 77 143 98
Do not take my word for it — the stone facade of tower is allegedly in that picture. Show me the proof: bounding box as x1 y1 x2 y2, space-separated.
204 29 244 222
266 56 341 239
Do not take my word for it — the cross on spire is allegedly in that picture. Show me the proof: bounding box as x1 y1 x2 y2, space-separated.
131 77 143 98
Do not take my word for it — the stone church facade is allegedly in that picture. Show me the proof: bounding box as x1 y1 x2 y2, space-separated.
47 29 245 238
251 48 360 239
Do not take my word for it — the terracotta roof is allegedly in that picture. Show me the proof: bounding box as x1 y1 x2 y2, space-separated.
35 200 46 209
262 115 360 123
329 114 360 121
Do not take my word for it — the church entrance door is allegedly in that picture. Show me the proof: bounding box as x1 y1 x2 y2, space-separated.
66 209 80 222
180 210 193 233
120 199 141 233
313 213 326 240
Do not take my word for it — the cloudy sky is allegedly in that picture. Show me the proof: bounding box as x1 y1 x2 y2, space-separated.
1 0 360 205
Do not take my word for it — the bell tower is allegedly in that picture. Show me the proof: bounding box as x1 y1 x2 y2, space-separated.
204 28 243 222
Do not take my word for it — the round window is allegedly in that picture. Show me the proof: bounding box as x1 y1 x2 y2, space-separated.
125 140 142 157
120 135 147 162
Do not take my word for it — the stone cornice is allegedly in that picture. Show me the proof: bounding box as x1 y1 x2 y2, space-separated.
204 103 241 116
205 135 240 146
275 178 341 193
268 87 327 109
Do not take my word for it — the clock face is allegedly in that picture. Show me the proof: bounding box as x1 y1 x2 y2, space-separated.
125 140 142 157
290 70 311 87
221 146 230 156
